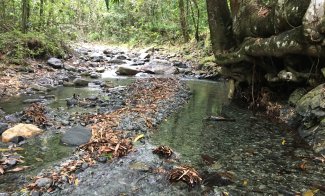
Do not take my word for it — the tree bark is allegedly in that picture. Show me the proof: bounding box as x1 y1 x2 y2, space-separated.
22 0 30 33
39 0 44 29
179 0 190 42
206 0 234 55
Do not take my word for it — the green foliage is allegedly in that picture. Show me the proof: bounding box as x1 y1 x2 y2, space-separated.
1 0 210 46
0 31 68 64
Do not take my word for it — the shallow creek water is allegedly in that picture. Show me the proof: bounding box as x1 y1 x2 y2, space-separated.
151 80 325 194
0 79 324 194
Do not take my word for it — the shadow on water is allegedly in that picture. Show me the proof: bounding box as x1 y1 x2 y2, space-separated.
151 80 325 193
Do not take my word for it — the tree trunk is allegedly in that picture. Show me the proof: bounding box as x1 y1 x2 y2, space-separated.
22 0 30 33
206 0 234 55
190 0 200 42
179 0 190 42
39 0 44 29
232 0 311 41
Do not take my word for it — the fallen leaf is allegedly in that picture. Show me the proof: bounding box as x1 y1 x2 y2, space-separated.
0 147 24 152
74 178 79 186
303 189 319 196
242 179 248 186
133 134 144 143
0 166 4 174
7 166 30 172
35 157 43 162
281 138 286 145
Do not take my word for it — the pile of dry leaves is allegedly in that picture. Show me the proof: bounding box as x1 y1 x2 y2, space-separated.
27 78 183 192
23 103 48 125
169 166 202 188
0 152 30 175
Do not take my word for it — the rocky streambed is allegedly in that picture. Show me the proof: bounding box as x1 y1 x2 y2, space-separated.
0 44 324 195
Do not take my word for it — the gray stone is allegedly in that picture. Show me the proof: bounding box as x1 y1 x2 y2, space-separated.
64 65 77 72
172 61 188 68
63 81 74 87
73 78 90 87
116 66 140 76
139 53 150 60
0 123 9 135
61 126 92 146
107 59 126 64
141 59 177 75
97 156 107 163
96 67 106 73
90 72 100 79
129 162 150 172
31 84 48 92
47 58 63 69
80 71 90 77
90 53 104 62
116 55 128 60
31 191 40 196
35 177 52 188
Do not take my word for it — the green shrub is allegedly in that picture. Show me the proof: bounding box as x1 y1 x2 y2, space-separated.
0 30 69 64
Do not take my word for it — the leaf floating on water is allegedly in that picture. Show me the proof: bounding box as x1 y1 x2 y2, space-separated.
242 179 248 186
133 134 144 143
281 138 286 145
222 192 229 196
7 166 30 172
303 189 319 196
74 178 79 186
0 166 4 174
0 147 24 152
35 158 44 162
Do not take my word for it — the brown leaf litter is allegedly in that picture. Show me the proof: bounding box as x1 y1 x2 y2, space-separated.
27 78 185 192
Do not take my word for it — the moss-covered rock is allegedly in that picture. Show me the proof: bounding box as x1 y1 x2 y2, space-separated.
296 83 325 118
288 88 307 106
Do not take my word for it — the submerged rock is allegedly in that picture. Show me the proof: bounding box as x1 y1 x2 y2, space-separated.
61 126 92 146
2 123 43 143
47 58 64 69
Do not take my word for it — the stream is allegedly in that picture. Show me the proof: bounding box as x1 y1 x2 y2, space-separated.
0 78 324 195
151 80 325 194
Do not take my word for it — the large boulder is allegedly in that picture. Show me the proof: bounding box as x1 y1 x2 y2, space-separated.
47 58 63 69
296 84 325 153
296 83 325 118
73 78 90 87
141 59 177 75
116 66 140 76
2 123 43 143
61 126 92 146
